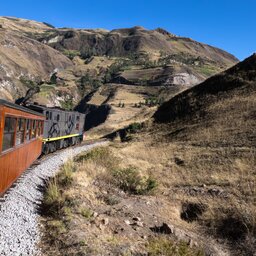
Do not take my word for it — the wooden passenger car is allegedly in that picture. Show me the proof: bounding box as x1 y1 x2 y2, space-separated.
0 100 45 195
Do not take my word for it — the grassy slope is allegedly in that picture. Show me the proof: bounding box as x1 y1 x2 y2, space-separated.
149 54 256 254
40 56 256 255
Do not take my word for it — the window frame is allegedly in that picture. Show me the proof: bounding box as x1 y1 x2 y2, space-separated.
2 116 17 152
15 118 25 146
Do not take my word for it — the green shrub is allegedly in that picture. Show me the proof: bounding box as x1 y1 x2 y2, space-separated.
19 76 38 89
43 178 65 216
60 99 74 110
79 207 93 219
63 49 80 60
57 160 76 187
127 122 143 133
112 167 157 195
147 237 204 256
43 160 76 216
75 147 118 170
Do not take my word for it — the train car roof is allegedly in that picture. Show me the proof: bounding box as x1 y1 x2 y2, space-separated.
0 99 45 117
28 104 85 115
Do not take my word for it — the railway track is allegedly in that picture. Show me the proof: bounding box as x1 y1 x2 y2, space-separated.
0 140 108 256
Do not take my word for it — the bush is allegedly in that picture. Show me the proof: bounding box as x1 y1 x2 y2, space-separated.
204 206 256 241
79 73 102 95
43 160 76 216
79 207 93 219
19 76 38 89
127 122 143 133
43 178 65 216
147 237 204 256
60 99 74 110
63 49 80 60
112 167 157 195
75 147 118 170
58 160 76 187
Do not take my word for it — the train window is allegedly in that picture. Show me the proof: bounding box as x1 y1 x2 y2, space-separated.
31 120 36 138
49 112 52 120
37 121 43 136
41 121 44 135
46 111 49 120
15 118 25 145
26 120 31 141
76 115 80 121
76 123 79 130
2 117 16 151
57 114 60 121
37 121 41 136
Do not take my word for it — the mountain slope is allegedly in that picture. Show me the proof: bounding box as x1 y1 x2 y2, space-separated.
41 26 238 87
153 54 255 147
0 16 238 123
42 26 237 64
116 55 256 256
0 27 72 101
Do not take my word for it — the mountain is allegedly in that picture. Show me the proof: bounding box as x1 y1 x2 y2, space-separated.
111 54 256 256
0 17 72 101
0 16 238 130
154 53 256 147
41 25 238 87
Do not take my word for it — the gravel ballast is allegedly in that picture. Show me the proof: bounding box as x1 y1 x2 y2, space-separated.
0 142 106 256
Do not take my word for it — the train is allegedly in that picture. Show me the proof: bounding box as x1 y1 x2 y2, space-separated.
0 99 86 195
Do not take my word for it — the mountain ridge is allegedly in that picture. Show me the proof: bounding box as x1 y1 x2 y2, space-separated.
0 16 238 111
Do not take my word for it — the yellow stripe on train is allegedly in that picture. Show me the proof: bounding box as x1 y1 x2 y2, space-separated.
43 133 80 143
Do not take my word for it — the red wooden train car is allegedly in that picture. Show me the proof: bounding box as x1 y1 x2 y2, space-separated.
0 100 45 195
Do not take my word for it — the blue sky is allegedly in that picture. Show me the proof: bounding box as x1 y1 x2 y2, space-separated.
1 0 255 60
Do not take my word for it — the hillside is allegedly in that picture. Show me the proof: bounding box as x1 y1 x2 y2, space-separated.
145 54 255 254
0 17 72 102
40 56 255 256
0 17 238 118
154 53 256 147
2 16 253 256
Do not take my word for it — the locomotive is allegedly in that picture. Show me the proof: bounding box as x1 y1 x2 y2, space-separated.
0 99 85 195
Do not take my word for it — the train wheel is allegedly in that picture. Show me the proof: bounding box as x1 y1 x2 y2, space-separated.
49 142 56 153
68 138 73 146
63 139 68 148
43 144 50 155
56 140 62 150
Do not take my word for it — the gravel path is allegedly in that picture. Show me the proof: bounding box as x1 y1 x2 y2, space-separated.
0 142 106 256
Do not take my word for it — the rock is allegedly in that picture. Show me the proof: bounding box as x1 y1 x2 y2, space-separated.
125 220 131 225
150 222 174 234
93 212 98 218
161 223 174 234
102 218 109 226
189 239 198 248
132 217 141 222
174 157 185 166
135 221 144 227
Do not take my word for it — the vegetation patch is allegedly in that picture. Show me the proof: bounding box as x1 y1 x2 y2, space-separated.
147 237 204 256
63 49 81 60
112 166 157 195
42 160 76 217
